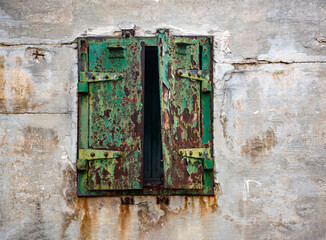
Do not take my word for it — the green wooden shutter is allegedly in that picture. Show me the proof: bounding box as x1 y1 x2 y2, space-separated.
158 32 214 192
77 38 144 194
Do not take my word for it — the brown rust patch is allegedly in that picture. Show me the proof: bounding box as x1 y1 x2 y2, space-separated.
80 40 88 53
200 196 220 214
199 197 207 215
209 196 220 213
241 129 277 158
119 204 131 240
13 127 59 157
272 67 294 87
77 198 93 240
163 84 169 102
163 109 170 130
9 57 35 112
62 164 77 209
0 56 6 112
61 164 78 239
137 201 170 238
0 127 6 147
233 99 244 111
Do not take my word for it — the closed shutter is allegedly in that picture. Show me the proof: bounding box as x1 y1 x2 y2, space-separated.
158 33 214 192
77 38 144 193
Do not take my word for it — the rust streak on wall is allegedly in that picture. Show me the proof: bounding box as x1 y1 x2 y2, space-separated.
119 204 130 240
77 198 93 240
0 56 6 112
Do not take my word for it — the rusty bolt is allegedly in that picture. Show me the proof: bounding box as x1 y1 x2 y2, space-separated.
188 72 192 77
104 152 108 157
178 70 183 75
105 75 109 79
91 75 96 80
197 73 201 78
90 152 95 157
199 152 202 156
180 151 183 155
189 151 193 156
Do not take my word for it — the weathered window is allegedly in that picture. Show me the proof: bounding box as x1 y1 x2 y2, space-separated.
77 30 214 196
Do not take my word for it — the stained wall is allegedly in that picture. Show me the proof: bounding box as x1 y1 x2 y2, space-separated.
0 1 326 239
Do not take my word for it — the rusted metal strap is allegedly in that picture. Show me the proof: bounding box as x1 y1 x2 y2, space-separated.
77 149 121 170
178 148 213 170
177 69 211 91
78 72 123 93
80 72 123 82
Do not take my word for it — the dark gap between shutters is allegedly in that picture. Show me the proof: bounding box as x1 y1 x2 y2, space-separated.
144 46 163 186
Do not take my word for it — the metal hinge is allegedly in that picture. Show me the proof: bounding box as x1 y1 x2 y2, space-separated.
121 29 135 38
177 69 211 92
78 72 123 93
77 149 121 170
178 148 213 170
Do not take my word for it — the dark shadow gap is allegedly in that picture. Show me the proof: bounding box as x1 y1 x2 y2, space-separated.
144 46 162 186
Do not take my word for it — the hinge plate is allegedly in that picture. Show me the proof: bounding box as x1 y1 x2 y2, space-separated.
178 148 211 159
80 72 123 82
177 69 211 91
77 149 121 170
78 72 123 93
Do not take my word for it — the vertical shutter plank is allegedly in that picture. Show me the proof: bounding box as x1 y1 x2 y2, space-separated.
160 36 203 189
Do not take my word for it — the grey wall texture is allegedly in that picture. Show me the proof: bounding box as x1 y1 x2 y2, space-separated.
0 0 326 239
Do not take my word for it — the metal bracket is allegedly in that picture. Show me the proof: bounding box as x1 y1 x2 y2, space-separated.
78 72 123 93
77 149 121 170
177 69 211 91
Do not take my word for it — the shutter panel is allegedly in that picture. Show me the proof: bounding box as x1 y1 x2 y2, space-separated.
77 38 144 193
159 34 214 192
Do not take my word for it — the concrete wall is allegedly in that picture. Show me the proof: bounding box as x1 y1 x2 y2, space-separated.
0 1 326 239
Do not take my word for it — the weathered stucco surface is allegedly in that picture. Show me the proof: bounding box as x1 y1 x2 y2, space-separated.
0 0 326 239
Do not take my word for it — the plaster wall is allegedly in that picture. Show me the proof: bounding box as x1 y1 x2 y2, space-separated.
0 1 326 239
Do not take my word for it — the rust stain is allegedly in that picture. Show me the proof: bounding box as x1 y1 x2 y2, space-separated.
232 99 244 111
191 197 195 213
224 215 235 222
77 198 93 240
220 112 228 139
199 197 207 215
61 164 78 239
13 127 59 157
62 164 77 207
272 67 294 87
0 134 6 147
184 196 188 211
119 204 130 240
163 109 170 130
241 129 277 159
210 196 220 213
9 57 35 112
0 56 6 112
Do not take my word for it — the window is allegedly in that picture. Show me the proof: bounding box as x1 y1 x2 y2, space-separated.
77 30 214 196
